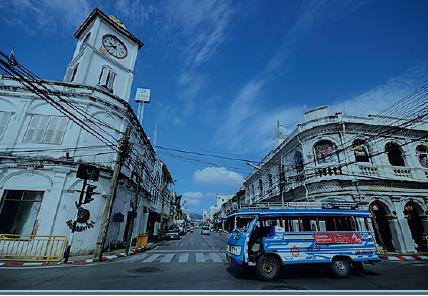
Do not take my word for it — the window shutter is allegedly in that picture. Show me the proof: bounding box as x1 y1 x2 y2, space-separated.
70 65 78 82
99 67 108 86
0 112 12 138
24 115 49 143
43 117 58 143
107 71 116 91
53 117 68 144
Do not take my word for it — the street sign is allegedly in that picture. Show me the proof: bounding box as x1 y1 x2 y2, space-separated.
135 88 151 103
77 164 100 181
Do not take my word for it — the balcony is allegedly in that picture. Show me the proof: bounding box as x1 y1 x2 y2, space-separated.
357 163 378 176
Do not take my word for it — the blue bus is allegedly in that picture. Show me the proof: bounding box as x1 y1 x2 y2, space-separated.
225 203 381 281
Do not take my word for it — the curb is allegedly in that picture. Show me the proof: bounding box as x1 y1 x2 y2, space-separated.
387 255 428 261
0 246 151 268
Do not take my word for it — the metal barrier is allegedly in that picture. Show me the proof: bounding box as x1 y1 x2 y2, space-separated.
0 234 68 262
136 233 149 249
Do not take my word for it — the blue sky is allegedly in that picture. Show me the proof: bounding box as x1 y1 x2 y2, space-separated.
1 0 428 214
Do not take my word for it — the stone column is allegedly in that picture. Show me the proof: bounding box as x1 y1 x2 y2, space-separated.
389 208 417 253
141 208 149 234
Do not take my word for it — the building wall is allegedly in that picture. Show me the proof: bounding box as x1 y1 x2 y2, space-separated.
243 109 428 253
0 78 168 255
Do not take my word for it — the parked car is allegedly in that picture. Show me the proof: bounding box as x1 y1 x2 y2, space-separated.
201 226 210 235
164 228 180 240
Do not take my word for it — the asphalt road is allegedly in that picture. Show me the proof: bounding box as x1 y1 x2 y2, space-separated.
1 230 428 291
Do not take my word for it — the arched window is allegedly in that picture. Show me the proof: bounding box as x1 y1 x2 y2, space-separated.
416 145 428 168
314 140 338 164
251 184 255 196
385 142 405 167
353 139 370 163
294 151 304 173
268 174 273 188
258 179 263 193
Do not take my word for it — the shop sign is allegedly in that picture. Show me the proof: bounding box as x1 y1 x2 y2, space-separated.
314 233 362 245
66 207 95 232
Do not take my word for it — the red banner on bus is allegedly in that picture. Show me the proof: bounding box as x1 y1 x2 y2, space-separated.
314 233 362 244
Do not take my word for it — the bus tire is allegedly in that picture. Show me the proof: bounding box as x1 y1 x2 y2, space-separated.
256 254 281 281
330 258 351 279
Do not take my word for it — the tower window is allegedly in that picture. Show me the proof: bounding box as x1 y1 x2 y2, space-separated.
98 66 116 92
70 64 78 82
79 32 91 52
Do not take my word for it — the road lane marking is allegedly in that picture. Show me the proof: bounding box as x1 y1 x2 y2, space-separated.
208 253 222 263
202 235 216 250
143 254 161 263
196 253 205 263
160 254 175 263
178 253 189 263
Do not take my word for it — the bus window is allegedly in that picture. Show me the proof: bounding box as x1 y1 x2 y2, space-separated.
288 219 300 232
319 219 327 231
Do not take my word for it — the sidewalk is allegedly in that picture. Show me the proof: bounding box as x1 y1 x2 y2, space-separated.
0 242 158 268
385 251 428 261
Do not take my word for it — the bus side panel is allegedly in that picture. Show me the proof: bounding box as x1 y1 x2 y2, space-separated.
262 231 380 265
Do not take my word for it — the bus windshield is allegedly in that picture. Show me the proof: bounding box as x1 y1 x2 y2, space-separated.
233 215 257 233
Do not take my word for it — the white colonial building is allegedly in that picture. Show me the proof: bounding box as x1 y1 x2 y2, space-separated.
244 106 428 253
0 8 174 257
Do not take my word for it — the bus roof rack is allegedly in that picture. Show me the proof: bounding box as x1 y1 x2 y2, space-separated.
227 201 369 215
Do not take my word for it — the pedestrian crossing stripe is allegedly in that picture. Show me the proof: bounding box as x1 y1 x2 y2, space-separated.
140 252 227 264
178 253 189 263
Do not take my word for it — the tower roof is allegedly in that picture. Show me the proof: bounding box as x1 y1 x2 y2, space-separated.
75 8 144 49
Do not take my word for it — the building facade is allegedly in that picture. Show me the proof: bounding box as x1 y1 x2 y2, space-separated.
244 106 428 253
0 9 174 256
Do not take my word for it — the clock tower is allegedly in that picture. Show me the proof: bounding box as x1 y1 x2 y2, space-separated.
64 8 144 102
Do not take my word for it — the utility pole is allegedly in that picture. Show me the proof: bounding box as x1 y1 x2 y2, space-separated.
279 154 285 207
125 174 141 255
93 124 131 261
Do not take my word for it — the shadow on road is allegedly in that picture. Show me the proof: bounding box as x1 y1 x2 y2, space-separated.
226 263 382 283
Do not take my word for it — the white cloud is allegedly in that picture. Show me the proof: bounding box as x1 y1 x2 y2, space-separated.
193 167 244 188
331 64 428 117
182 191 204 206
0 0 91 35
157 0 236 112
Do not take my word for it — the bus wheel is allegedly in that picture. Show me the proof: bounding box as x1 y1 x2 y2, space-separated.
256 254 281 281
330 258 351 279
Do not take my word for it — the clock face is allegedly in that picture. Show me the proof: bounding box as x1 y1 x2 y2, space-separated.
102 34 128 59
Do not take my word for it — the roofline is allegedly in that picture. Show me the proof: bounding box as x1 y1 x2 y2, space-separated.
225 208 371 219
75 8 144 49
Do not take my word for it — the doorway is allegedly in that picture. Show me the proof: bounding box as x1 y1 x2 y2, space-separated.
404 202 426 251
370 201 395 252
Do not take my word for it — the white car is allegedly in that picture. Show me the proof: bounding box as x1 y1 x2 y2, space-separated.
201 227 210 235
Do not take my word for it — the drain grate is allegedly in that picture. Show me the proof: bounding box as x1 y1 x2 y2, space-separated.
134 267 160 273
127 266 162 275
261 284 308 290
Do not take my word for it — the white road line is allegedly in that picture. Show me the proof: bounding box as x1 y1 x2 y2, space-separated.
160 254 175 263
178 253 189 263
202 235 216 250
143 254 161 263
196 253 205 263
208 252 222 263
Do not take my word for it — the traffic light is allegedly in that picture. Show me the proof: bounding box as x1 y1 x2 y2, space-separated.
84 184 97 204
